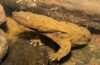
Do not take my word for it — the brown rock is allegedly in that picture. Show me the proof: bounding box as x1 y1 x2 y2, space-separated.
1 38 49 65
0 0 100 30
0 29 8 62
0 4 6 25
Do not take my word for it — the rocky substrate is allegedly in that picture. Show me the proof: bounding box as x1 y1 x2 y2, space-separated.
1 38 49 65
0 0 100 65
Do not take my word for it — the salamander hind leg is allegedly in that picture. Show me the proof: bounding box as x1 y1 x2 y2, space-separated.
44 32 71 61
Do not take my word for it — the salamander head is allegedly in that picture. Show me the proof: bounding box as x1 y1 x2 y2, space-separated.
13 11 32 23
12 11 36 28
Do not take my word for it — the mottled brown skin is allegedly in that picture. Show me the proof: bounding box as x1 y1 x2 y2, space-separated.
12 11 91 61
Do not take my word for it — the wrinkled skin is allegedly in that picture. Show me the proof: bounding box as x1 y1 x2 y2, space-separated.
12 11 91 61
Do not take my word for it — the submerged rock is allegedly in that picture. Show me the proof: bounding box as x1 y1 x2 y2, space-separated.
0 4 6 25
0 0 100 30
1 38 49 65
0 29 8 63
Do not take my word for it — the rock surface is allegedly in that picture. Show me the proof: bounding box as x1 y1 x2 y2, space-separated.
0 4 6 25
1 38 49 65
31 3 100 30
0 0 100 30
0 29 8 63
0 0 99 65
